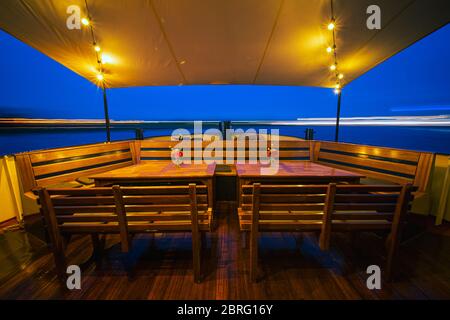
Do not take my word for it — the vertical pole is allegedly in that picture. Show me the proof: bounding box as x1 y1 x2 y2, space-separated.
334 91 342 142
102 82 111 142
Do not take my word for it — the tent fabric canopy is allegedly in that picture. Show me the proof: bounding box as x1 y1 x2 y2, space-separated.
0 0 449 88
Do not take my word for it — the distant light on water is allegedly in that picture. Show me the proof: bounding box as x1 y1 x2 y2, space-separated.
390 105 450 112
295 115 450 126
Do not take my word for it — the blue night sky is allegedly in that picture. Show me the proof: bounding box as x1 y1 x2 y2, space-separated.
0 23 450 121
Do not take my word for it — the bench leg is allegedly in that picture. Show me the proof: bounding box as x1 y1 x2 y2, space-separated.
53 249 67 282
385 232 399 282
385 219 406 282
241 231 249 249
349 232 361 251
294 233 303 250
50 234 67 281
192 231 202 283
250 229 258 282
201 232 207 251
91 234 105 264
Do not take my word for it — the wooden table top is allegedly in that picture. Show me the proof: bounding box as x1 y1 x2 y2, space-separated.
90 161 216 180
236 161 365 179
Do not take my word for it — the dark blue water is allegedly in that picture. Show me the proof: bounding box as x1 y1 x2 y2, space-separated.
1 126 449 156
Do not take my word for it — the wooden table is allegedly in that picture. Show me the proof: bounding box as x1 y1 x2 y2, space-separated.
90 161 216 207
236 161 365 204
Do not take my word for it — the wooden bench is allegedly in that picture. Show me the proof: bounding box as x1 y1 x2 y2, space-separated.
239 183 414 282
15 141 137 199
37 183 211 283
319 183 414 281
137 138 313 166
238 183 332 281
313 141 433 195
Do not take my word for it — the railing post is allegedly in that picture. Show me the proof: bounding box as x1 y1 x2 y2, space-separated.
304 128 314 140
220 121 231 136
135 128 144 140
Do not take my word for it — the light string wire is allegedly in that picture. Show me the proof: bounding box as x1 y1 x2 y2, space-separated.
83 0 105 86
327 0 343 94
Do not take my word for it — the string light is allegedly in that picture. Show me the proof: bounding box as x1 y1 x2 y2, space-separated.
83 2 109 84
325 0 344 94
327 21 335 30
101 53 113 64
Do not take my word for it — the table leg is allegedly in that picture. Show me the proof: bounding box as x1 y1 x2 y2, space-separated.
236 177 241 207
203 179 214 209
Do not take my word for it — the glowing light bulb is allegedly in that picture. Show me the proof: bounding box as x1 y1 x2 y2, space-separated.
94 45 101 52
81 18 90 26
330 64 337 71
335 83 341 89
101 53 113 64
334 88 340 94
338 73 344 79
96 73 104 81
326 47 333 53
327 22 335 30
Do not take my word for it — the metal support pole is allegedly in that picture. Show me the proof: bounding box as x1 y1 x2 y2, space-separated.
334 91 342 142
102 82 111 142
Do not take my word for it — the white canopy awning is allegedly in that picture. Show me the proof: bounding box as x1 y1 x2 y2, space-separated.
1 0 449 88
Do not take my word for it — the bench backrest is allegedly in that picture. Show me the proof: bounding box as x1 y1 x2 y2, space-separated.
37 184 208 253
241 183 413 241
37 186 127 251
314 141 433 193
240 183 332 231
16 141 136 191
137 139 313 163
319 183 414 250
116 184 211 232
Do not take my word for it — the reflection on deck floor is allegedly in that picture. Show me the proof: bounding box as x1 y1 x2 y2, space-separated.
0 229 48 285
0 203 449 299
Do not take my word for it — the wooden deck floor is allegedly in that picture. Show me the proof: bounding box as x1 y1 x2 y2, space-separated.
1 203 449 300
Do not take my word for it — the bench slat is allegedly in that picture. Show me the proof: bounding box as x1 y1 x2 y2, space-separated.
120 185 207 195
241 185 329 194
318 141 421 163
33 151 132 176
319 151 417 176
52 196 116 205
36 160 133 186
123 194 207 205
242 194 326 204
56 213 210 223
242 203 325 211
334 203 396 211
59 222 210 233
239 212 323 220
334 194 399 203
124 204 208 212
29 142 132 163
